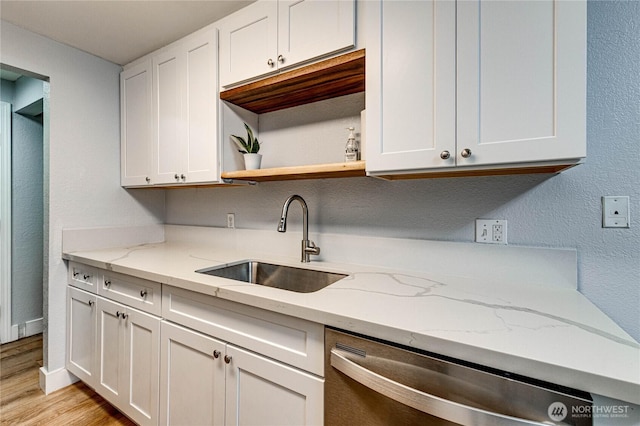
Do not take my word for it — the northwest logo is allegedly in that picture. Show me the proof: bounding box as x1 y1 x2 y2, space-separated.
548 402 568 421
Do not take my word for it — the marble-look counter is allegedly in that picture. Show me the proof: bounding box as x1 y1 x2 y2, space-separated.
62 225 640 406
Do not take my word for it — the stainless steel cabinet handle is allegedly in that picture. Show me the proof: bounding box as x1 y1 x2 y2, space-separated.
104 279 111 287
213 350 221 359
224 355 232 364
267 58 274 67
140 289 147 298
440 151 450 160
331 349 545 426
277 54 284 63
460 148 472 158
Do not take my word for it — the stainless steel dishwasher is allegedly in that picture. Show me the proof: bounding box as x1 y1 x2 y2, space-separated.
325 328 593 425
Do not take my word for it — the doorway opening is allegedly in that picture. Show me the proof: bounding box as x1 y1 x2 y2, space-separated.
0 65 49 344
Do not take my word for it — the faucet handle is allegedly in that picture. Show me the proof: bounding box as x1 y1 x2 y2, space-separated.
305 240 320 256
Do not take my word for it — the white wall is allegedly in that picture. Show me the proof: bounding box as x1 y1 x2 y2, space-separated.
0 20 165 390
166 2 640 341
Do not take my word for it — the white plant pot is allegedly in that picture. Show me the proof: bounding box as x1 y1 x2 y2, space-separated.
243 153 262 170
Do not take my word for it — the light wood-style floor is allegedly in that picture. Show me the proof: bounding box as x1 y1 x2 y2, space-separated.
0 334 135 425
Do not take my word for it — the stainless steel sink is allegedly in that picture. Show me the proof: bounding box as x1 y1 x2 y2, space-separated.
196 261 347 293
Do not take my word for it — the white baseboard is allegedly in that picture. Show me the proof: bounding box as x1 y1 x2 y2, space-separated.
39 366 79 395
9 317 43 341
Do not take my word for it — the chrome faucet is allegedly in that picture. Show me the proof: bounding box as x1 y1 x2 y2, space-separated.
277 195 320 262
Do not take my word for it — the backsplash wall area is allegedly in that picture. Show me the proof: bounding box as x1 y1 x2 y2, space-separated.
165 1 639 341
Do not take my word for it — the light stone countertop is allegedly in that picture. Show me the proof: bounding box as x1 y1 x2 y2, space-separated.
62 225 640 406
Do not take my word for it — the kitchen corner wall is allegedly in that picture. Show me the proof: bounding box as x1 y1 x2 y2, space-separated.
166 1 640 341
0 20 165 390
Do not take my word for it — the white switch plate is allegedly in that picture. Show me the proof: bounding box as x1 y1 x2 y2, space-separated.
227 213 235 229
475 219 507 244
602 196 630 228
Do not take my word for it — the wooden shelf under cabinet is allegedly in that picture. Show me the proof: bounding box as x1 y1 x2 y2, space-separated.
221 161 366 182
220 49 365 114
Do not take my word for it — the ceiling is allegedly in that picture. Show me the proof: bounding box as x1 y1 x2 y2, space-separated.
0 0 255 66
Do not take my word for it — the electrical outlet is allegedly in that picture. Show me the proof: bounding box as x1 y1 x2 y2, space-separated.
602 196 630 228
227 213 235 229
475 219 508 244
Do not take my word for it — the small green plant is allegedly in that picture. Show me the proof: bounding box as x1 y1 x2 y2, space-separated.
230 123 261 154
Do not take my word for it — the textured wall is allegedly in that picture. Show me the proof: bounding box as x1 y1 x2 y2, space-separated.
0 21 165 381
166 1 640 341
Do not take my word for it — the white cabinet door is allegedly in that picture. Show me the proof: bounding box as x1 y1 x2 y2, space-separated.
159 321 225 426
97 297 160 426
365 0 457 174
152 48 184 185
225 344 324 426
219 0 278 87
67 287 97 386
96 297 125 406
456 0 586 167
183 29 219 183
121 60 152 186
123 308 160 426
278 0 355 70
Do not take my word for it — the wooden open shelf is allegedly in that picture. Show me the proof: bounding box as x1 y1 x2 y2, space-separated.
220 49 365 114
221 161 366 182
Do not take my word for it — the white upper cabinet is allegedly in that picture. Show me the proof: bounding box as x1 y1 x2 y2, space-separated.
219 0 355 88
152 28 219 185
121 27 219 187
366 0 586 176
121 60 153 186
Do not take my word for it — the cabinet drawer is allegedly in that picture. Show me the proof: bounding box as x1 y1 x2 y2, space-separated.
99 270 162 316
162 286 324 376
68 261 99 293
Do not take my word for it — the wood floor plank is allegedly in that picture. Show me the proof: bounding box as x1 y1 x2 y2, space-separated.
0 335 135 426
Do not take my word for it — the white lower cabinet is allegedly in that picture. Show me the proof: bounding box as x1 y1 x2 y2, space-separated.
67 287 98 386
95 296 160 426
159 321 323 426
67 265 325 426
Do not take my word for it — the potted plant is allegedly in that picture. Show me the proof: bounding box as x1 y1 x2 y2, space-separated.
231 123 262 170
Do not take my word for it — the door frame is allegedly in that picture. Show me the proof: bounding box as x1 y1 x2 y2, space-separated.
0 101 12 344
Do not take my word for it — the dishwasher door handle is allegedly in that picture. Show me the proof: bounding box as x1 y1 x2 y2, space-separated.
330 349 547 426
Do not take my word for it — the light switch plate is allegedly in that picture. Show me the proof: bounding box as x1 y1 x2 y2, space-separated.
602 196 630 228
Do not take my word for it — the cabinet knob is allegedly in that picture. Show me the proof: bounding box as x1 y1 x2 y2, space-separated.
88 300 94 307
145 176 151 183
83 274 90 280
224 355 232 364
73 272 79 278
104 279 111 287
116 311 122 318
180 174 186 181
440 150 450 160
213 350 221 359
277 54 284 64
267 58 274 67
122 312 128 320
174 174 180 180
460 148 472 158
140 289 147 298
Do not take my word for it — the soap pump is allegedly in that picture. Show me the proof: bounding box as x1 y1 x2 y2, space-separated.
344 127 359 162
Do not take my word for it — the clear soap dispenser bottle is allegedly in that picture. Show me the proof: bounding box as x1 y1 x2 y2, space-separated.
344 127 359 162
